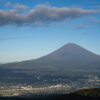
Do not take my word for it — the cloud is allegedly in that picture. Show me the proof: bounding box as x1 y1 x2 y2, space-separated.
14 4 28 13
0 4 100 26
0 37 28 41
88 17 100 23
5 2 11 8
76 25 88 29
92 19 100 23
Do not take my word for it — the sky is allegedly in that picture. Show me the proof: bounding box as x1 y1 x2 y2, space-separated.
0 0 100 63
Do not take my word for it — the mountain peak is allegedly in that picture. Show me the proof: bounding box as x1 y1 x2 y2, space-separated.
65 43 77 46
48 43 100 62
63 43 79 48
58 43 82 52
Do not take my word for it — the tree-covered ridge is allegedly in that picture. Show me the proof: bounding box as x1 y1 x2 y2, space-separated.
74 88 100 97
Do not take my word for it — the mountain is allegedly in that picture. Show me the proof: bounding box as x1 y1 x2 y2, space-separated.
47 43 100 62
35 43 100 64
1 43 100 69
0 43 100 91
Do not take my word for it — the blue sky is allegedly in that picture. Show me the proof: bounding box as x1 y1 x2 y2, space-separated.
0 0 100 63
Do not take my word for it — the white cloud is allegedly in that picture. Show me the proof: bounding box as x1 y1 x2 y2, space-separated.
14 4 28 12
0 4 100 26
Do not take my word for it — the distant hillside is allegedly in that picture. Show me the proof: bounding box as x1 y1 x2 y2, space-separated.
74 88 100 97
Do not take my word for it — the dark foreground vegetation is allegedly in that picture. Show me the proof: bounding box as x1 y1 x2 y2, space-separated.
0 88 100 100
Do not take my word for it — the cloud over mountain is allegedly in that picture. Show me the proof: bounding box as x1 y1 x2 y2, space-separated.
0 4 100 26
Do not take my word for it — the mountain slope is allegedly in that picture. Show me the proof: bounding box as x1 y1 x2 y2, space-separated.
35 43 100 63
0 43 100 69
